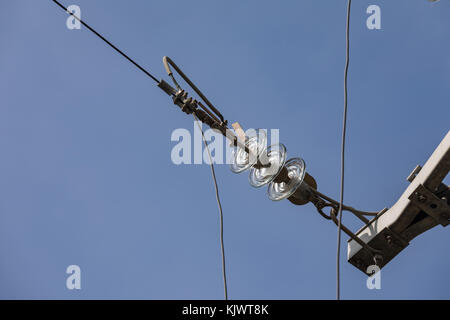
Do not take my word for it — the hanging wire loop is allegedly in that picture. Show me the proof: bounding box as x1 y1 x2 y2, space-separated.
163 56 226 124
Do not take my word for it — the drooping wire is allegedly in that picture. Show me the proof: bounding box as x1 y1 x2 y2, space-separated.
193 115 229 300
336 0 352 301
52 0 160 84
53 0 229 298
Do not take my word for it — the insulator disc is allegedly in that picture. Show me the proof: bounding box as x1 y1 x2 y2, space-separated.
267 157 306 201
249 143 287 188
230 129 267 173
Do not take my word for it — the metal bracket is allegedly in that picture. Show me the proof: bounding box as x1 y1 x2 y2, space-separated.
407 165 422 182
349 227 409 273
348 131 450 274
409 184 450 227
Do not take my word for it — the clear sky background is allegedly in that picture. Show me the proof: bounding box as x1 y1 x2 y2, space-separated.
0 0 449 299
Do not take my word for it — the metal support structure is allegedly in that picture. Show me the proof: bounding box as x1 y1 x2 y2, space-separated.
160 57 450 275
160 57 450 274
347 131 450 273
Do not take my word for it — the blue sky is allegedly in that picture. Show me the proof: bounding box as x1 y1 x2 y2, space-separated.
0 0 449 299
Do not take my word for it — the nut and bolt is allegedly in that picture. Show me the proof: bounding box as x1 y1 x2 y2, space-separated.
416 193 427 203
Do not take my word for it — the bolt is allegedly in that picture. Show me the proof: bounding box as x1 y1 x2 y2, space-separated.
373 254 383 266
416 193 427 203
355 259 366 271
385 235 393 245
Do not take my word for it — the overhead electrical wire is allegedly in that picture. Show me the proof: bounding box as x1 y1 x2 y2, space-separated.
162 56 230 300
51 0 229 299
52 0 160 84
193 115 229 300
336 0 352 301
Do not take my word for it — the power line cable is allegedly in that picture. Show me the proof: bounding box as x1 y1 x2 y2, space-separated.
193 115 229 300
52 0 160 84
336 0 352 301
53 0 229 299
53 0 355 300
